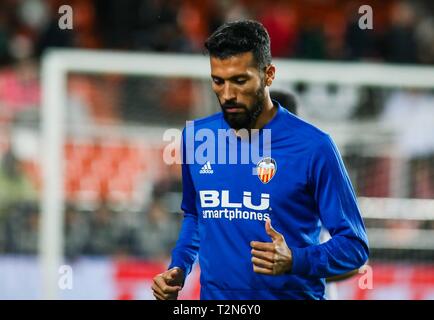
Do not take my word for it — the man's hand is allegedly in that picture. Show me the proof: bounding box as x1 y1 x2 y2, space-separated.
250 218 293 275
152 267 184 300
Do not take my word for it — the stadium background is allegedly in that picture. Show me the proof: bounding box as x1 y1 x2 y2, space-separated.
0 0 434 299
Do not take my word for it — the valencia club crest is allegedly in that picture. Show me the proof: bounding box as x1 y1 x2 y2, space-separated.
256 157 277 184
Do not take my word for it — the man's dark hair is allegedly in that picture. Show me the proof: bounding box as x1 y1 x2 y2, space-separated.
270 89 299 115
204 20 272 70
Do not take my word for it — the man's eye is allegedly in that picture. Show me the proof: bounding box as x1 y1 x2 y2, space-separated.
235 79 246 85
213 78 223 85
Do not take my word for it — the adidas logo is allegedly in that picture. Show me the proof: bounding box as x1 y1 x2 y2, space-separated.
199 161 214 174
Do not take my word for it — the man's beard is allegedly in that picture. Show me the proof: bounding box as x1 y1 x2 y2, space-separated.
220 87 266 130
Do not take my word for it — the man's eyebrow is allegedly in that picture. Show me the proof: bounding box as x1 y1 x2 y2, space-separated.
229 74 249 80
211 74 250 80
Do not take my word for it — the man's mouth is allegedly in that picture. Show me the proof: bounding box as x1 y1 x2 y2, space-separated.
224 107 245 113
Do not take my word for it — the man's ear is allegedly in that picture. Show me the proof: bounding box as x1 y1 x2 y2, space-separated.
264 64 276 87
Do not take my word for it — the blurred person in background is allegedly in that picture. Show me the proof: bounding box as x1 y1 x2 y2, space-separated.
84 202 123 255
259 2 298 58
0 146 37 252
64 203 90 260
381 1 418 64
0 8 10 66
5 202 39 254
380 89 434 198
131 196 179 261
343 1 379 62
0 147 37 212
270 89 299 115
415 13 434 64
379 88 434 247
0 59 40 124
37 0 100 52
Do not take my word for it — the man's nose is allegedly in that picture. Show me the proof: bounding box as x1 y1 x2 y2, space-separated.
222 83 236 101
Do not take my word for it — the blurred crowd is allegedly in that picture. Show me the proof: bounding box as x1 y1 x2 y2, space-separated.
0 197 181 261
0 0 433 66
1 0 433 126
0 144 182 260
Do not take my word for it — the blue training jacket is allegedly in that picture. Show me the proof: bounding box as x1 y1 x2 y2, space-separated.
169 102 369 300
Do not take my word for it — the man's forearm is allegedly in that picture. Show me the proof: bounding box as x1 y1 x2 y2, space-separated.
290 235 369 278
168 212 200 277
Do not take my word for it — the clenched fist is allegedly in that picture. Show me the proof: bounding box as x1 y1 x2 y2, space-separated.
152 267 184 300
250 218 293 275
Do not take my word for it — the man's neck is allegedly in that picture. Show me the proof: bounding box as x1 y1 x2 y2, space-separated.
252 96 277 130
234 95 277 138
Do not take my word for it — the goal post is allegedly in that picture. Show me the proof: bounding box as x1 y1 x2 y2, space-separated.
40 49 434 299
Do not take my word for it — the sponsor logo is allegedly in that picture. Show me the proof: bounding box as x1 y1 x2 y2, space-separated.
199 190 269 210
199 190 271 222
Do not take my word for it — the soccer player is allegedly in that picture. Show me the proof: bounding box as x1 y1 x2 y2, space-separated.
152 20 369 300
